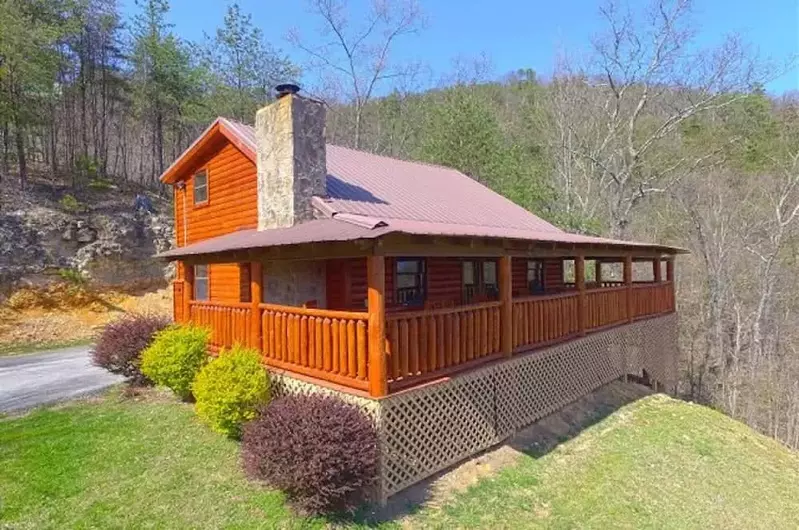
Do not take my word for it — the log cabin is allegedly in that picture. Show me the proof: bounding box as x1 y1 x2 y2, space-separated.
158 84 684 500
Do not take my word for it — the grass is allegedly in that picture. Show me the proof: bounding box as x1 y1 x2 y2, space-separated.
0 337 94 356
410 394 799 529
2 389 799 529
0 389 331 529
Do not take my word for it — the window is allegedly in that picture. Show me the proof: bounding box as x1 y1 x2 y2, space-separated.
462 259 499 303
193 170 208 205
239 263 251 303
396 258 425 306
527 260 544 293
482 261 498 296
462 260 477 303
194 264 209 301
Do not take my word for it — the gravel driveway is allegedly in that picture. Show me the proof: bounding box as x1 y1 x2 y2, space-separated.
0 345 122 413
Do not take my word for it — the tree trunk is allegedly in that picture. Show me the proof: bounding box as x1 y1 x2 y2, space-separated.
15 120 27 188
1 120 8 180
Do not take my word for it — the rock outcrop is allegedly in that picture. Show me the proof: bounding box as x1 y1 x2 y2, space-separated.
0 185 174 298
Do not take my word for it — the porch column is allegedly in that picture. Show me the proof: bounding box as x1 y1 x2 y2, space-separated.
575 254 586 335
624 255 633 322
367 255 388 397
250 261 263 350
595 260 603 286
183 262 194 324
653 258 662 283
499 255 513 356
666 257 675 312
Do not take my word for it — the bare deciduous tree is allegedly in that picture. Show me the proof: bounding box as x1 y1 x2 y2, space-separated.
288 0 423 148
549 0 770 237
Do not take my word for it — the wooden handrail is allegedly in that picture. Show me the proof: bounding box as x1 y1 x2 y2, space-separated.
191 300 251 309
513 291 580 303
386 300 502 321
259 303 368 321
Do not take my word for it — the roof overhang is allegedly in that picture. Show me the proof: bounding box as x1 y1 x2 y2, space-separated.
159 118 256 184
157 216 687 262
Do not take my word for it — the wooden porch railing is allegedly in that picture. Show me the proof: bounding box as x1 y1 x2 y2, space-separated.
260 304 370 391
631 282 675 318
512 292 580 349
184 281 675 397
385 301 503 389
585 287 629 329
189 301 251 351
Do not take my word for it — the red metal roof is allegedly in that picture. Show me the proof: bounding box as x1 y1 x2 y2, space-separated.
158 118 685 257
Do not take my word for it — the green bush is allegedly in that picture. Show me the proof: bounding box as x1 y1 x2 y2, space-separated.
140 325 210 399
192 345 270 438
59 194 84 213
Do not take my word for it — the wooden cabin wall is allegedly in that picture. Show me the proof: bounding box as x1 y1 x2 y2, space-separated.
545 260 564 291
208 263 244 303
174 141 257 247
326 256 568 311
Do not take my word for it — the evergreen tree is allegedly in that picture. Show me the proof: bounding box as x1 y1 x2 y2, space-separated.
201 3 297 123
129 0 201 182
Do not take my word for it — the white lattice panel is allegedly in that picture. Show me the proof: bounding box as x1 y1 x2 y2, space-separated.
272 314 679 500
378 367 498 496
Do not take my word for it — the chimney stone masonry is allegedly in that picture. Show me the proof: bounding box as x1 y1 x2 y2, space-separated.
255 92 326 230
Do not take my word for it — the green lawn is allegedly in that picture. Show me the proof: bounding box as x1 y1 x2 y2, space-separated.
0 389 332 529
410 395 799 529
2 390 799 529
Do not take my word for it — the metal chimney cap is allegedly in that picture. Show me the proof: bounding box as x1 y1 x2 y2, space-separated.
275 83 301 98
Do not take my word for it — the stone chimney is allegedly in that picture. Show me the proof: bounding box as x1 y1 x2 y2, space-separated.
255 85 326 230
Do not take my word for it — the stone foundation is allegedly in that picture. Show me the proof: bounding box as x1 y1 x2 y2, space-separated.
271 313 678 502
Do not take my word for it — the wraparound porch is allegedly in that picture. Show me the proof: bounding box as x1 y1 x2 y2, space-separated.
173 252 675 397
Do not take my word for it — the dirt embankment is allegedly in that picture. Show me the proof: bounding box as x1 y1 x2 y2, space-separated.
0 283 172 351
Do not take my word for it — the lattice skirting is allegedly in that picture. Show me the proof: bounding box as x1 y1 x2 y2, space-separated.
271 313 678 501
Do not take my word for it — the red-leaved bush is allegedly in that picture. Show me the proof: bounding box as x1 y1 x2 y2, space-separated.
91 313 171 385
241 394 379 514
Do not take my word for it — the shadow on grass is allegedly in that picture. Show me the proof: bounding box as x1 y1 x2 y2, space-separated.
346 379 654 527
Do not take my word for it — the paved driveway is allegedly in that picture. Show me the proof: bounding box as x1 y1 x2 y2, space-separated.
0 346 122 413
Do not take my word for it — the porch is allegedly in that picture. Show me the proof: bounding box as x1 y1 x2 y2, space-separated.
174 253 676 397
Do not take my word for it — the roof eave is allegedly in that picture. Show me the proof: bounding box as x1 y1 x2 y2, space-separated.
159 118 256 185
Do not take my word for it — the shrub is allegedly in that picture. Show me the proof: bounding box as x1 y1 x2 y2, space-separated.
91 313 171 385
57 267 87 285
59 193 84 213
192 345 270 438
242 394 379 514
140 325 210 399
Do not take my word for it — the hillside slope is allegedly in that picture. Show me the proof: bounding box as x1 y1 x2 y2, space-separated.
412 394 799 529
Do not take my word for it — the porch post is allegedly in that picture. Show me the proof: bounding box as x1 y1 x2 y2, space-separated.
624 255 633 322
367 255 388 397
575 254 586 335
184 262 194 324
595 259 603 286
653 258 662 283
499 255 513 356
250 261 263 350
666 257 675 312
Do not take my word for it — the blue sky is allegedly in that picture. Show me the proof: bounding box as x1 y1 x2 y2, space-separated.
120 0 799 94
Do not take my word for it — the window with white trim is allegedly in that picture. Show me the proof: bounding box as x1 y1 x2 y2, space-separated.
194 264 209 301
193 170 208 205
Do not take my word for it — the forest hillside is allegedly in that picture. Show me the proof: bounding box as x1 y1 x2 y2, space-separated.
1 0 798 451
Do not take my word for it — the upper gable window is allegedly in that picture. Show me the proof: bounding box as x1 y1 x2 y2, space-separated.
193 170 208 205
